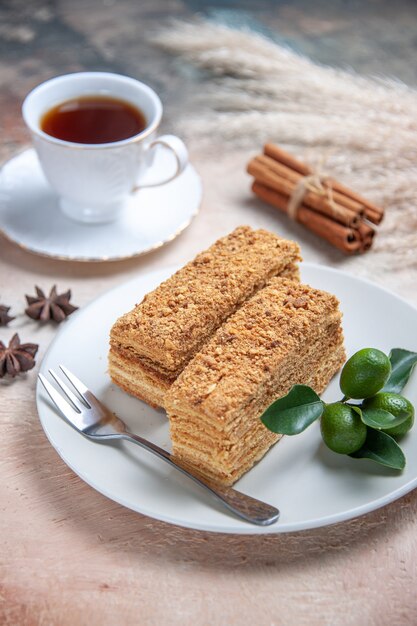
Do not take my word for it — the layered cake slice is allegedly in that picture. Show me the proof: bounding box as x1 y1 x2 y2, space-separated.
165 278 345 486
109 226 301 408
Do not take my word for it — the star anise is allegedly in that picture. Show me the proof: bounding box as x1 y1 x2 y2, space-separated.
0 304 15 326
0 333 39 378
25 286 78 323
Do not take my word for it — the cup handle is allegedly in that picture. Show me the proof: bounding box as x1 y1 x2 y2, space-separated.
133 134 188 190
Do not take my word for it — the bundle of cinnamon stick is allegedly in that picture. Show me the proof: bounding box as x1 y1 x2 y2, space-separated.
247 144 384 254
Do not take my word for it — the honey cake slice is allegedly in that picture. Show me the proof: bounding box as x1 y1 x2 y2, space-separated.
165 278 345 486
109 226 301 407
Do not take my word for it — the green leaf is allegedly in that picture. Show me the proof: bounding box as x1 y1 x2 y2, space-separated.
350 429 405 470
261 384 324 435
383 349 417 393
350 405 363 418
360 407 409 430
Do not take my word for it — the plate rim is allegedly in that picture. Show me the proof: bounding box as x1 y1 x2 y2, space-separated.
36 261 417 534
0 147 202 263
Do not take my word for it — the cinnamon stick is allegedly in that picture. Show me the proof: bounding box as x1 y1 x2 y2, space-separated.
357 221 375 252
264 143 310 176
326 179 384 225
361 237 373 252
264 143 384 225
252 182 362 255
357 221 375 241
247 159 361 228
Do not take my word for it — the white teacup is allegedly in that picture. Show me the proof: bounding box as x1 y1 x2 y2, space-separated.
22 72 188 224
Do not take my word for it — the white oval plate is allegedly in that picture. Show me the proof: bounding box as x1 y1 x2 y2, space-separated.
0 148 201 261
36 263 417 534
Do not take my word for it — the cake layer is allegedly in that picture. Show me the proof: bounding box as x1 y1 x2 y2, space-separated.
165 278 345 485
110 226 301 377
108 351 168 408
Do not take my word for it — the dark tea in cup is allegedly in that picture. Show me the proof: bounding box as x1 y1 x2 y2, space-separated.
40 95 147 144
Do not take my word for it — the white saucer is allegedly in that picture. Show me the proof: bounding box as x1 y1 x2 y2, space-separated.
0 148 202 261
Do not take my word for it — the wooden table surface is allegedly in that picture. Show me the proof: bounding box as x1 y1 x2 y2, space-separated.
1 2 417 625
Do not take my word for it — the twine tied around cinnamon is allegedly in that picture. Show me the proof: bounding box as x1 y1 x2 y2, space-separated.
287 171 344 222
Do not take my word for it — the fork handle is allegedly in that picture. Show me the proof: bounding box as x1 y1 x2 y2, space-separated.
121 432 279 526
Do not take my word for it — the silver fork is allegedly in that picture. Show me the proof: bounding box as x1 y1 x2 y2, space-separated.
38 366 280 526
